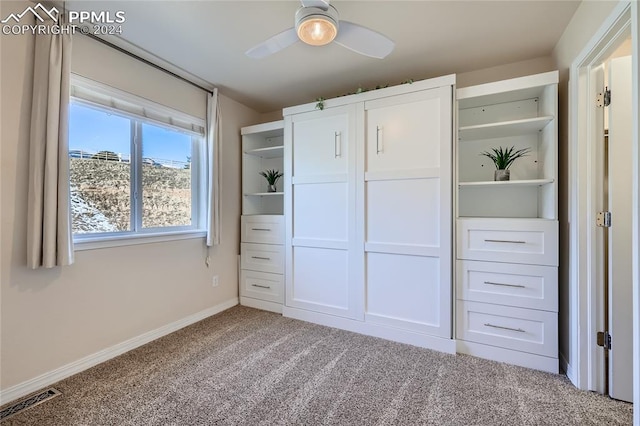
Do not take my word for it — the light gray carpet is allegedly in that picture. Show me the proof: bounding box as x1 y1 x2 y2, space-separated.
1 306 633 425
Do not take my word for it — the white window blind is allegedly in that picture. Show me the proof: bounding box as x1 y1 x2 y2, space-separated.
70 74 205 136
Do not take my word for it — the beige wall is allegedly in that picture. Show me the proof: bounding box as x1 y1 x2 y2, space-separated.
259 56 557 122
72 35 206 120
457 56 557 88
261 110 284 122
0 0 261 392
552 0 622 374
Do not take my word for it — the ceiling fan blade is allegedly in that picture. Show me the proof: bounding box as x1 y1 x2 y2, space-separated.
334 21 395 59
300 0 330 10
245 28 299 59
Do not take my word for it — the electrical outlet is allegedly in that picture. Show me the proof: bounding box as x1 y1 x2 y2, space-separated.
212 275 219 287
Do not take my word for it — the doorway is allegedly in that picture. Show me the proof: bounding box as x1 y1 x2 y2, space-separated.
598 49 633 402
568 2 635 404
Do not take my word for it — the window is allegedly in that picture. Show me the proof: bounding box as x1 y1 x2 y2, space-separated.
69 77 206 242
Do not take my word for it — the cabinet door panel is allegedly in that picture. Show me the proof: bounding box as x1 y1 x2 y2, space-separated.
366 88 448 173
293 182 348 241
291 246 350 315
363 86 452 338
293 112 348 176
286 105 361 319
367 178 440 246
366 253 442 335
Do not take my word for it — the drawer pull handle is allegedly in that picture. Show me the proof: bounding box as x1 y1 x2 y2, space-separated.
334 131 341 158
251 284 271 289
251 256 271 260
484 281 526 289
484 323 526 333
251 228 272 231
484 239 526 244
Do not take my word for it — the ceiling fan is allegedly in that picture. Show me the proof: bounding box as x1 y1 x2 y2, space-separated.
245 0 395 59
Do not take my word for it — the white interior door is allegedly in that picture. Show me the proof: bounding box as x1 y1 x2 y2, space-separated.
286 105 361 319
363 86 452 337
607 55 634 402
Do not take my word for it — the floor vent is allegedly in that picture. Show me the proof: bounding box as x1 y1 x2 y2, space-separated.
0 388 61 421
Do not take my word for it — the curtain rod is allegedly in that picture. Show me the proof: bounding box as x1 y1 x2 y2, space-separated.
84 34 214 95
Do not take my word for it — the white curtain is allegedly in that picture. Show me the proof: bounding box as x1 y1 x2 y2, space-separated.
26 18 73 269
206 89 221 246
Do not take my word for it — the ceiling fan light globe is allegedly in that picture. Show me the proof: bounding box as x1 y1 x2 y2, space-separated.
297 18 337 45
295 6 339 46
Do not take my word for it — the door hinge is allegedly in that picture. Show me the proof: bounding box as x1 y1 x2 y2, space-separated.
596 87 611 108
596 211 612 227
597 331 612 350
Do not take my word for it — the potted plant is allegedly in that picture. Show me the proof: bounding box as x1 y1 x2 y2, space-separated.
259 169 283 192
480 146 531 181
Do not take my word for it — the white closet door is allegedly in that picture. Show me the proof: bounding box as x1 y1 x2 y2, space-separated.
285 105 361 319
363 86 452 337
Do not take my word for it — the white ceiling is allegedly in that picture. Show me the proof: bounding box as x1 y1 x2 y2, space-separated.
67 1 580 113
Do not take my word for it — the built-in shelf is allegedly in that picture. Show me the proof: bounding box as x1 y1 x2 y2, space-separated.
244 146 284 158
458 178 554 188
244 192 284 196
459 116 554 141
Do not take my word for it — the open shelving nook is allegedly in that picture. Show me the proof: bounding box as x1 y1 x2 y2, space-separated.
240 120 286 314
456 72 558 220
241 121 285 215
455 71 560 374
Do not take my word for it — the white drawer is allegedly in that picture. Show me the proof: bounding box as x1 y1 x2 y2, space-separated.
240 270 284 304
241 215 284 244
457 218 558 266
457 260 558 312
241 243 284 274
456 300 558 357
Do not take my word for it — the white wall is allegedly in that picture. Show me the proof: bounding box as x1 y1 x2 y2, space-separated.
552 0 622 381
0 0 261 396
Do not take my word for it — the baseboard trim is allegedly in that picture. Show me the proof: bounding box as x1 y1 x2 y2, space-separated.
240 297 283 314
282 306 456 354
0 298 238 406
560 352 575 384
457 340 559 374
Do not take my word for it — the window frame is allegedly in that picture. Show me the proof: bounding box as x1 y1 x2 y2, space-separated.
69 80 207 249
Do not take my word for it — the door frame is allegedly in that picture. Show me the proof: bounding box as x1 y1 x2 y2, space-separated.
568 0 639 414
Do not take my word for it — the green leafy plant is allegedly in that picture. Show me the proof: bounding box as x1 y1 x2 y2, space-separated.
259 169 283 185
480 146 531 170
314 79 414 110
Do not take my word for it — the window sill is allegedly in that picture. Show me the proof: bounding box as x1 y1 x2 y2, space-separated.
73 230 207 251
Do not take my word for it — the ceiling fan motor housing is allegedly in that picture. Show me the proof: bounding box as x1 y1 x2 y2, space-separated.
295 5 339 46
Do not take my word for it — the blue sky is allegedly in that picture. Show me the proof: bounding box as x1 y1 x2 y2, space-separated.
69 102 192 164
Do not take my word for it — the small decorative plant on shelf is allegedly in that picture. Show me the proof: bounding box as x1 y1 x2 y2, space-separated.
259 169 283 192
480 146 531 181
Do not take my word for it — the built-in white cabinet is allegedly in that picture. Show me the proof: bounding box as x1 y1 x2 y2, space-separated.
283 75 455 352
363 87 452 337
455 71 559 373
286 105 360 319
239 121 285 313
240 72 561 372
